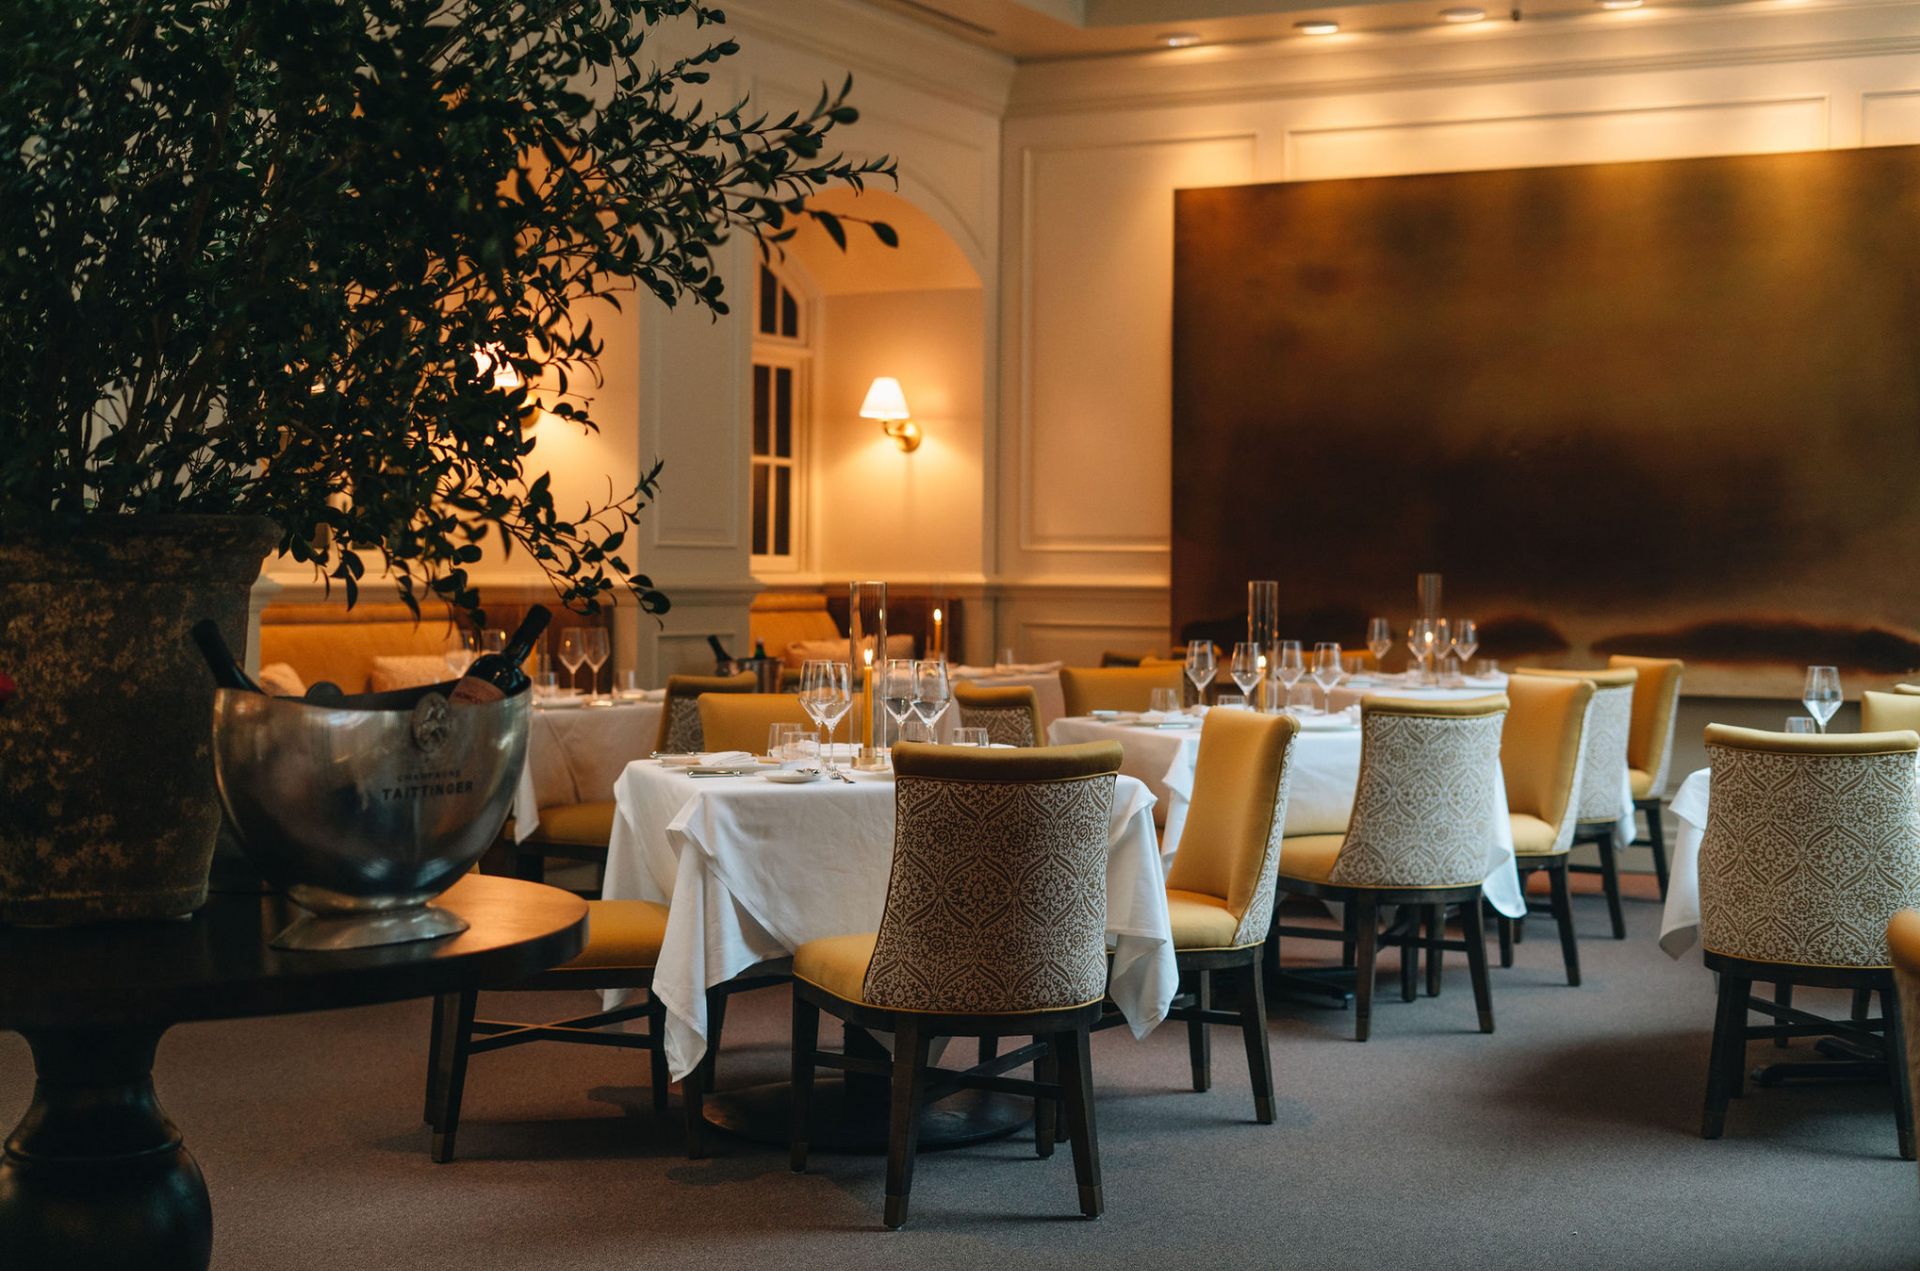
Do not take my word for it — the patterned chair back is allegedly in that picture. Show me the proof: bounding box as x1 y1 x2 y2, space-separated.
1699 725 1920 967
1060 665 1184 717
654 672 756 754
1501 675 1594 856
1608 655 1684 796
1329 695 1509 889
953 682 1044 747
698 691 863 755
1863 690 1920 735
1515 668 1637 824
1165 710 1301 947
862 741 1123 1014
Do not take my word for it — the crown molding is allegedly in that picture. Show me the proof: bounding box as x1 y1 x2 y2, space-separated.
1006 0 1920 117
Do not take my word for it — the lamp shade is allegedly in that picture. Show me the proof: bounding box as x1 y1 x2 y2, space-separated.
858 376 910 420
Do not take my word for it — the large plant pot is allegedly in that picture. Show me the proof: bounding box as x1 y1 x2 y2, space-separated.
0 515 280 924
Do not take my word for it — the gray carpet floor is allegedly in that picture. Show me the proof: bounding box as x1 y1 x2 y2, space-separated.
5 883 1917 1269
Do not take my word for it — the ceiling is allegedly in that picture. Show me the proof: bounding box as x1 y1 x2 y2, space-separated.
855 0 1721 58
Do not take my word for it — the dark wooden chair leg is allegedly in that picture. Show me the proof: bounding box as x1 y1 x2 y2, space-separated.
883 1016 932 1230
1702 972 1749 1138
1641 798 1670 899
428 988 477 1163
1460 892 1493 1033
513 846 546 884
1035 1035 1058 1159
1400 908 1419 1004
1884 983 1916 1161
1548 864 1581 987
1773 982 1793 1049
1341 902 1358 969
1597 832 1626 939
1055 1027 1104 1219
1854 987 1874 1021
1353 896 1378 1042
790 992 819 1172
978 1036 998 1064
424 990 450 1124
648 995 670 1114
1236 960 1276 1125
1187 968 1212 1092
1497 909 1515 968
1426 903 1445 998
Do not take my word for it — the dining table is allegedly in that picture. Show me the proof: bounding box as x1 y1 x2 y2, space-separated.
1655 766 1713 957
1047 708 1529 920
511 693 663 839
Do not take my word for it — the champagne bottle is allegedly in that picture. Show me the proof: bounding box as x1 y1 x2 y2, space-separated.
707 634 735 673
190 619 264 693
449 606 551 705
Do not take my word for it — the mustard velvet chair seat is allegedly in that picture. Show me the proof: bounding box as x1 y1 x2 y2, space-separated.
1608 654 1685 896
699 690 863 755
1889 909 1920 1187
655 671 756 754
1697 725 1920 1157
1060 665 1185 717
1494 674 1595 987
509 801 618 892
1863 690 1920 734
789 741 1124 1229
1271 694 1509 1041
1514 667 1638 939
1137 709 1299 1122
953 681 1045 747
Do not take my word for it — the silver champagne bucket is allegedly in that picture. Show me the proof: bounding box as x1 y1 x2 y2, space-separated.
211 683 530 950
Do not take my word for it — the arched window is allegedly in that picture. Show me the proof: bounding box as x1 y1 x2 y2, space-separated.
751 264 808 569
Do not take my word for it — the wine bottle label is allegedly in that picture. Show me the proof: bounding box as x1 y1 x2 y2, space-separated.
448 676 507 706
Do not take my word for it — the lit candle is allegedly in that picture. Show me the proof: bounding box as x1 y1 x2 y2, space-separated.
931 605 944 657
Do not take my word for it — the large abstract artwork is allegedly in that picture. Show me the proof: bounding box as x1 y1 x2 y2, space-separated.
1172 144 1920 697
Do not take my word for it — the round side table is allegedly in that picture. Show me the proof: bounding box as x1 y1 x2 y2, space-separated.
0 874 586 1270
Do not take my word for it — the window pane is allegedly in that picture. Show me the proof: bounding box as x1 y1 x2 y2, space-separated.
781 288 799 339
774 368 792 458
751 462 769 556
751 365 770 457
774 466 791 557
758 266 778 336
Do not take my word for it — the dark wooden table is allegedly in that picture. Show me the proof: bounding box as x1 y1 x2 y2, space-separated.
0 874 587 1270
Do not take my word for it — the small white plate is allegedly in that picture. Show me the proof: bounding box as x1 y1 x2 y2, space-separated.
761 769 824 784
1090 709 1123 720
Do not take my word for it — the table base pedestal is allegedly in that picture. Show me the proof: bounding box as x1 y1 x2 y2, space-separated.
0 1026 211 1271
702 1078 1032 1153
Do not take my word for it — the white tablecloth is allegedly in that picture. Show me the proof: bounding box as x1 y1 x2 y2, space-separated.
1047 712 1527 919
604 762 1177 1080
1657 767 1712 958
511 697 663 841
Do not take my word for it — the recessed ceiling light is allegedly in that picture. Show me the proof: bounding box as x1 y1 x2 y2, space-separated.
1295 18 1340 33
1597 0 1642 8
1159 31 1202 46
1440 6 1487 18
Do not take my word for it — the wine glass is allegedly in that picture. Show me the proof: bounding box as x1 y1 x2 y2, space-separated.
1432 618 1455 686
1366 617 1392 671
443 631 477 678
1312 642 1343 711
1184 640 1215 709
1452 619 1479 669
582 627 610 703
480 629 507 658
1407 620 1437 684
558 630 587 697
880 658 916 753
1803 666 1842 734
1275 640 1305 694
801 660 853 772
912 659 951 737
1230 642 1262 700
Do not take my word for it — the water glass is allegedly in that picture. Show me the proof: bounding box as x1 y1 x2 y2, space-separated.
1785 716 1817 734
800 660 853 770
999 647 1016 669
533 671 559 701
1407 620 1437 683
1452 619 1479 665
1230 641 1262 698
480 629 507 658
444 631 478 678
618 670 644 698
951 728 990 747
558 629 587 694
1312 642 1343 703
1185 640 1216 704
1473 658 1500 678
582 627 610 702
1342 654 1366 678
1802 666 1842 733
1150 687 1181 715
912 658 951 731
1215 694 1246 710
1366 617 1393 668
1285 683 1318 716
1275 640 1305 690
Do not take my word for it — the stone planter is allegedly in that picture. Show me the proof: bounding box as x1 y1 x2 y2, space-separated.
0 516 280 924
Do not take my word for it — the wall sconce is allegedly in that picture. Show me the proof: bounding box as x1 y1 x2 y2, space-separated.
474 343 540 430
860 376 922 452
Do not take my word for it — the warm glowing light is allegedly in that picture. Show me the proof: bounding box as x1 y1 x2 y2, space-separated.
1440 6 1486 18
473 343 523 390
1159 31 1201 46
1597 0 1641 8
860 376 921 451
1295 18 1339 33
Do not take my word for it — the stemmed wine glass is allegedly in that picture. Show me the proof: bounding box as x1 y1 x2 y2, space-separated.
1452 619 1479 674
558 630 587 697
879 658 916 754
912 658 951 740
1366 618 1392 673
1184 640 1215 711
444 632 477 679
1230 642 1262 702
1312 642 1343 713
582 627 610 703
1803 666 1842 734
1273 640 1305 711
1407 620 1437 685
801 660 853 773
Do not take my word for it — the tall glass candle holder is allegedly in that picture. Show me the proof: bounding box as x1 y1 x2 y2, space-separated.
850 581 888 752
1418 573 1443 623
1249 580 1278 714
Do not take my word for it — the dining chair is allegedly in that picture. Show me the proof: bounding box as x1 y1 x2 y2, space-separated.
655 671 756 753
1143 708 1299 1121
1059 665 1184 717
789 741 1123 1229
699 691 862 755
422 900 790 1163
1514 666 1638 938
1495 674 1595 986
1099 649 1158 667
1863 690 1920 733
1897 685 1920 696
1607 654 1684 896
1270 694 1508 1041
1697 725 1920 1158
1889 909 1920 1187
508 802 617 895
953 681 1044 746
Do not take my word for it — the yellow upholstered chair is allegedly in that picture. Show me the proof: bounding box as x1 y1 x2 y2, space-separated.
258 601 464 694
1496 674 1595 986
698 691 862 755
789 742 1124 1229
1155 709 1300 1121
1514 667 1638 939
748 591 842 666
1897 685 1920 696
1099 649 1159 667
1697 726 1920 1157
1608 654 1685 896
1060 665 1184 717
953 681 1044 747
1863 690 1920 734
1889 910 1920 1187
1271 694 1508 1041
655 671 756 754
